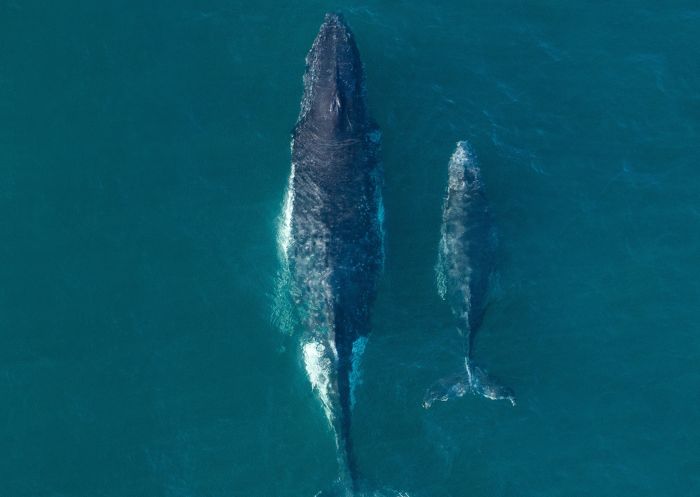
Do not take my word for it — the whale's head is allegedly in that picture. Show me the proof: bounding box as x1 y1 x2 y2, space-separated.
300 13 367 133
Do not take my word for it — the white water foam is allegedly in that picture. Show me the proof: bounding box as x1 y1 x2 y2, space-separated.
366 489 412 497
367 128 385 269
435 234 448 300
271 159 297 335
447 140 482 192
373 168 386 268
303 340 335 426
349 336 368 409
277 162 295 263
271 267 296 335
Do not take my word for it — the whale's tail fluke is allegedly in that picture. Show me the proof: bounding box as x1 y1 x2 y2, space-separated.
313 471 354 497
314 481 354 497
315 484 411 497
336 450 357 497
314 445 412 497
423 359 516 408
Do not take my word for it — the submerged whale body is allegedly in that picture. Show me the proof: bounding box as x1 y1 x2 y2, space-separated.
423 142 516 409
279 13 383 494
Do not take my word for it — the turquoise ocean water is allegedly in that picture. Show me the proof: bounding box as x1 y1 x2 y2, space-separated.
2 2 699 496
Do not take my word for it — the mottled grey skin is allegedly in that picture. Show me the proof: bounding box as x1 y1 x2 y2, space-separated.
423 142 515 409
284 13 383 493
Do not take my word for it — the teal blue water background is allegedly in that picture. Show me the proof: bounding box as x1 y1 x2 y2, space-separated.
2 2 699 496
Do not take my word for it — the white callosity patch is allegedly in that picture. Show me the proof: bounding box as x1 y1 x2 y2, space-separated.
349 336 368 409
303 340 335 426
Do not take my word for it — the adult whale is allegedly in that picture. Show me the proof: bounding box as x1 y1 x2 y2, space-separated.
278 13 383 494
423 142 516 409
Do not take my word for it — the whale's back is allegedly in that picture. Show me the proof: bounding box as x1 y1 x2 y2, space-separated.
439 142 497 332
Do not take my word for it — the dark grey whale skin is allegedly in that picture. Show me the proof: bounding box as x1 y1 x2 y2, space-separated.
423 142 515 409
287 13 382 492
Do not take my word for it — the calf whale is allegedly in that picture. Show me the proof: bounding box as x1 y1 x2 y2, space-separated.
278 13 383 494
423 142 516 409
